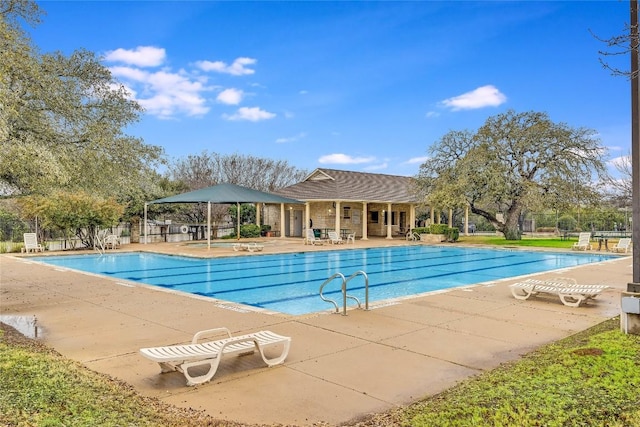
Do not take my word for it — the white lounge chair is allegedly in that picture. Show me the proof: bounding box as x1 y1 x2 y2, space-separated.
21 233 44 253
140 328 291 386
611 238 632 253
327 231 344 244
305 229 325 245
103 234 120 250
571 232 592 251
233 242 264 252
510 277 609 307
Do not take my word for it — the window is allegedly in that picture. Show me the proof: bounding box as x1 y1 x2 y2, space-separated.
370 211 379 222
343 206 351 219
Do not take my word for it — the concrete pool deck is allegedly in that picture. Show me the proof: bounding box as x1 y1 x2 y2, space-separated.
0 238 632 426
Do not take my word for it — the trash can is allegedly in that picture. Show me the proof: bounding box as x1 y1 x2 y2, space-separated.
313 229 321 238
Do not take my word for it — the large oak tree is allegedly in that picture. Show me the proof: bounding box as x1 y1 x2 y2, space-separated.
416 110 609 239
0 0 164 199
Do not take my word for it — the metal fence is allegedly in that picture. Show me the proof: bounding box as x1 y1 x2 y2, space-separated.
0 219 237 253
0 221 132 253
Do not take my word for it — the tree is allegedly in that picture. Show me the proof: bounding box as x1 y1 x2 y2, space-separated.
593 2 637 79
18 191 125 248
606 154 632 207
417 110 608 240
168 151 308 192
167 151 308 225
0 0 165 198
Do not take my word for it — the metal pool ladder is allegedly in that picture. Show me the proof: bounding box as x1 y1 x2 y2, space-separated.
319 271 369 316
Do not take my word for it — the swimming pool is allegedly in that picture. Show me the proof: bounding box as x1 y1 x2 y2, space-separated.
31 246 614 315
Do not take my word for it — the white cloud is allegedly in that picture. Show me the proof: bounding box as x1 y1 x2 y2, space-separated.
196 57 257 76
223 107 276 121
318 153 375 164
425 111 439 118
110 66 210 118
103 48 263 119
109 66 149 82
406 156 430 164
104 46 166 67
276 132 307 144
216 88 243 105
441 85 507 111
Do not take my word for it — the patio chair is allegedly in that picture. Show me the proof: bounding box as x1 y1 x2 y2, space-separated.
571 232 592 251
327 231 344 244
103 234 120 250
510 277 609 307
346 233 356 244
21 233 44 253
140 327 291 386
233 242 264 252
305 228 326 245
611 238 632 253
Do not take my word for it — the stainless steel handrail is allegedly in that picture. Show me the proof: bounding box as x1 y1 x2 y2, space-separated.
344 270 369 311
319 270 369 315
319 273 346 314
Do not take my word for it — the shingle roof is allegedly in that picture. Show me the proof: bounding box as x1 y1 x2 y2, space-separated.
275 168 419 203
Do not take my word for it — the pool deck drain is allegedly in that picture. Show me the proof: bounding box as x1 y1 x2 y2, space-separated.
1 238 631 426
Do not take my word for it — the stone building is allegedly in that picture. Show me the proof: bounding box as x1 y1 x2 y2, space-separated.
263 168 420 240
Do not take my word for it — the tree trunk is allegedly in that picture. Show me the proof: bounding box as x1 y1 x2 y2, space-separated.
503 212 522 240
503 225 521 240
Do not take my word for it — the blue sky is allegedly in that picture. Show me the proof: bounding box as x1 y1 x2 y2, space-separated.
33 1 630 178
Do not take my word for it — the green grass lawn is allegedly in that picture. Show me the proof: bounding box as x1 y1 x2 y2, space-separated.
458 234 623 250
461 236 573 248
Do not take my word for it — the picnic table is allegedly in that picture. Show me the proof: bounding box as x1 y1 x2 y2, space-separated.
592 231 632 251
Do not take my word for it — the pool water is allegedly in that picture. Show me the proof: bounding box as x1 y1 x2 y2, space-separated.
31 246 614 315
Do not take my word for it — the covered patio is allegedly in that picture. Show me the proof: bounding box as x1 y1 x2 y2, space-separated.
144 183 301 248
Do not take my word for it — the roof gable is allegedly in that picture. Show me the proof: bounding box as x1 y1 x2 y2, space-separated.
276 168 419 203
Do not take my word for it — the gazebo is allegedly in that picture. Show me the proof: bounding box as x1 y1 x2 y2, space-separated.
144 183 301 248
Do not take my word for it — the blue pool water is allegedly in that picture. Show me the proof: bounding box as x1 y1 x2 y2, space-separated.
31 246 614 315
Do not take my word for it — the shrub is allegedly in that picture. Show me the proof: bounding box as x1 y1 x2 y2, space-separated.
240 224 261 238
446 227 459 242
413 227 429 235
429 224 449 235
412 225 458 242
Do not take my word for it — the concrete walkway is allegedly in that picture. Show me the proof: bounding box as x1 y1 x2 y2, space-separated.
0 239 630 426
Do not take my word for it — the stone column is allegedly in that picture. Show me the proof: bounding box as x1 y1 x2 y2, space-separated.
386 202 393 239
362 202 368 240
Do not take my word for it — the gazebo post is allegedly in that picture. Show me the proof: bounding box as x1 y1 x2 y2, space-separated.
207 201 211 249
237 202 241 240
144 203 148 244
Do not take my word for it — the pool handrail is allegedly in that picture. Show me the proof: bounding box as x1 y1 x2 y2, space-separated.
319 273 346 314
319 271 369 316
344 270 369 311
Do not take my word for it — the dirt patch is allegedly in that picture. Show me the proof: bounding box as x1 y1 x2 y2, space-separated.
572 347 604 356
